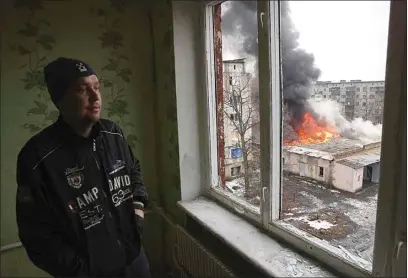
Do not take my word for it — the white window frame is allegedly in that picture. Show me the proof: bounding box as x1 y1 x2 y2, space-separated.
203 1 261 223
202 1 404 277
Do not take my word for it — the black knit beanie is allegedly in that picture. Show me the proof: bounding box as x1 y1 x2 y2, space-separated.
44 57 97 106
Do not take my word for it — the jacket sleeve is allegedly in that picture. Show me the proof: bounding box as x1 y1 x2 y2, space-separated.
16 146 89 277
127 144 149 208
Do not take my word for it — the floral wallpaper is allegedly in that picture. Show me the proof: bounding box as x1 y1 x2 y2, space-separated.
150 0 182 218
2 0 183 274
149 0 182 273
11 0 67 133
92 4 138 148
1 0 157 246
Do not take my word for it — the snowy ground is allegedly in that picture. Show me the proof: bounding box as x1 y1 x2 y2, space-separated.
226 172 378 264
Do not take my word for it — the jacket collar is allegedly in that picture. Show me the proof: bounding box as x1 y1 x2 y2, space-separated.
55 116 104 143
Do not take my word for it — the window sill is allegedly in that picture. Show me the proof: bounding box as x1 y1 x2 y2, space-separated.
178 197 336 277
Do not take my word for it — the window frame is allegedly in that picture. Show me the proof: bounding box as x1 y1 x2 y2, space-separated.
203 1 261 224
201 1 400 277
257 2 373 276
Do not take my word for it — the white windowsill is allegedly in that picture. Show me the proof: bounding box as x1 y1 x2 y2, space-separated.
178 197 336 278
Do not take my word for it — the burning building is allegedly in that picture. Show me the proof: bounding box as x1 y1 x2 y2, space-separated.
221 1 383 192
282 101 381 193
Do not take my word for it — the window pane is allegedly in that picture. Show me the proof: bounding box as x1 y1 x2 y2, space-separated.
212 1 261 212
279 1 390 270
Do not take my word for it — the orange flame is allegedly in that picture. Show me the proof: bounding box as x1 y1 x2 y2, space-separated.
284 112 338 146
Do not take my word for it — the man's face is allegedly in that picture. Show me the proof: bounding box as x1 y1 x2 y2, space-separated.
59 75 102 124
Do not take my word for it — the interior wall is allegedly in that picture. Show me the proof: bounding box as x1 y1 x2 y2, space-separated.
149 0 181 218
0 0 160 275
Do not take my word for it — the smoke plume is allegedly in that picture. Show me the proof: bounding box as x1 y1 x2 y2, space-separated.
309 99 383 143
221 1 382 143
222 1 320 135
221 1 258 61
280 2 321 124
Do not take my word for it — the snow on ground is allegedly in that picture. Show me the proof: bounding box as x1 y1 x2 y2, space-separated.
282 172 379 264
286 216 335 230
225 178 245 197
226 172 379 265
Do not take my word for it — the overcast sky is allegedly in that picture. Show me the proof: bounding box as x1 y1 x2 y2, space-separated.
222 1 390 82
288 1 390 82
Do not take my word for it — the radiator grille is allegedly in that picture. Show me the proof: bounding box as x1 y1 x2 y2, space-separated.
174 225 237 278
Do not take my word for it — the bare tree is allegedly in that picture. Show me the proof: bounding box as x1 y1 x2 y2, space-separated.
223 73 259 198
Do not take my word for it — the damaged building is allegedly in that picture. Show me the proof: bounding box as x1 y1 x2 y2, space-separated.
222 58 253 178
283 138 381 193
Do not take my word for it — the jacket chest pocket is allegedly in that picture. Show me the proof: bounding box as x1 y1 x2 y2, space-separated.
106 160 133 208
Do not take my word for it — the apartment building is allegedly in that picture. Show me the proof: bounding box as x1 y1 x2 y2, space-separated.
311 80 385 124
223 59 253 178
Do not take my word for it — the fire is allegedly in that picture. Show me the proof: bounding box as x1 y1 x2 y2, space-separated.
285 112 338 146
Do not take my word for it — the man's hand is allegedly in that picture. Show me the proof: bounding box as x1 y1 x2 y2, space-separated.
135 209 144 218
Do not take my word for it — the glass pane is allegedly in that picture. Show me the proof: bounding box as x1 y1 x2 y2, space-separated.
279 1 390 270
212 1 261 213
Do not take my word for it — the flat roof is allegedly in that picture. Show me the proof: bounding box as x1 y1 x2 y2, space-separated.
296 137 365 156
284 146 334 161
223 58 246 64
336 149 381 169
284 137 381 158
314 80 384 84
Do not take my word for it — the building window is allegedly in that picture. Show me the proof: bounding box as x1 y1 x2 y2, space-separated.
231 166 241 177
229 113 238 121
229 76 233 85
204 1 392 277
357 87 360 92
363 102 366 107
230 95 241 106
231 148 243 158
234 65 236 70
319 167 324 177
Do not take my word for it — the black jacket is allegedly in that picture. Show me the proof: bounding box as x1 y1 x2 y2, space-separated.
16 117 148 277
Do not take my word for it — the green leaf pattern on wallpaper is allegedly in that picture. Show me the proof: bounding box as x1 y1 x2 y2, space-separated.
91 3 138 149
12 0 67 133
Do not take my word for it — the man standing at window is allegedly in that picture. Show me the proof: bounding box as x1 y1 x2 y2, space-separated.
16 57 150 278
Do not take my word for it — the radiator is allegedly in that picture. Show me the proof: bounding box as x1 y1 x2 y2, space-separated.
173 225 237 278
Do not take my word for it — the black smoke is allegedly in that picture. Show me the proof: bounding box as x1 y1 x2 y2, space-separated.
221 1 321 137
221 1 258 59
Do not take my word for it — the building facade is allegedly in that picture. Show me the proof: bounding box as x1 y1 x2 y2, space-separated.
223 59 253 178
311 80 385 124
283 138 381 193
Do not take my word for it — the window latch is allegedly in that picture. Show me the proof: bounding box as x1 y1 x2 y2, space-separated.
260 12 265 28
394 240 405 260
394 232 406 261
262 187 268 202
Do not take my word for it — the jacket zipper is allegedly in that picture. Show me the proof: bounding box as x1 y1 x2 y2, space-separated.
92 139 100 170
93 138 122 247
